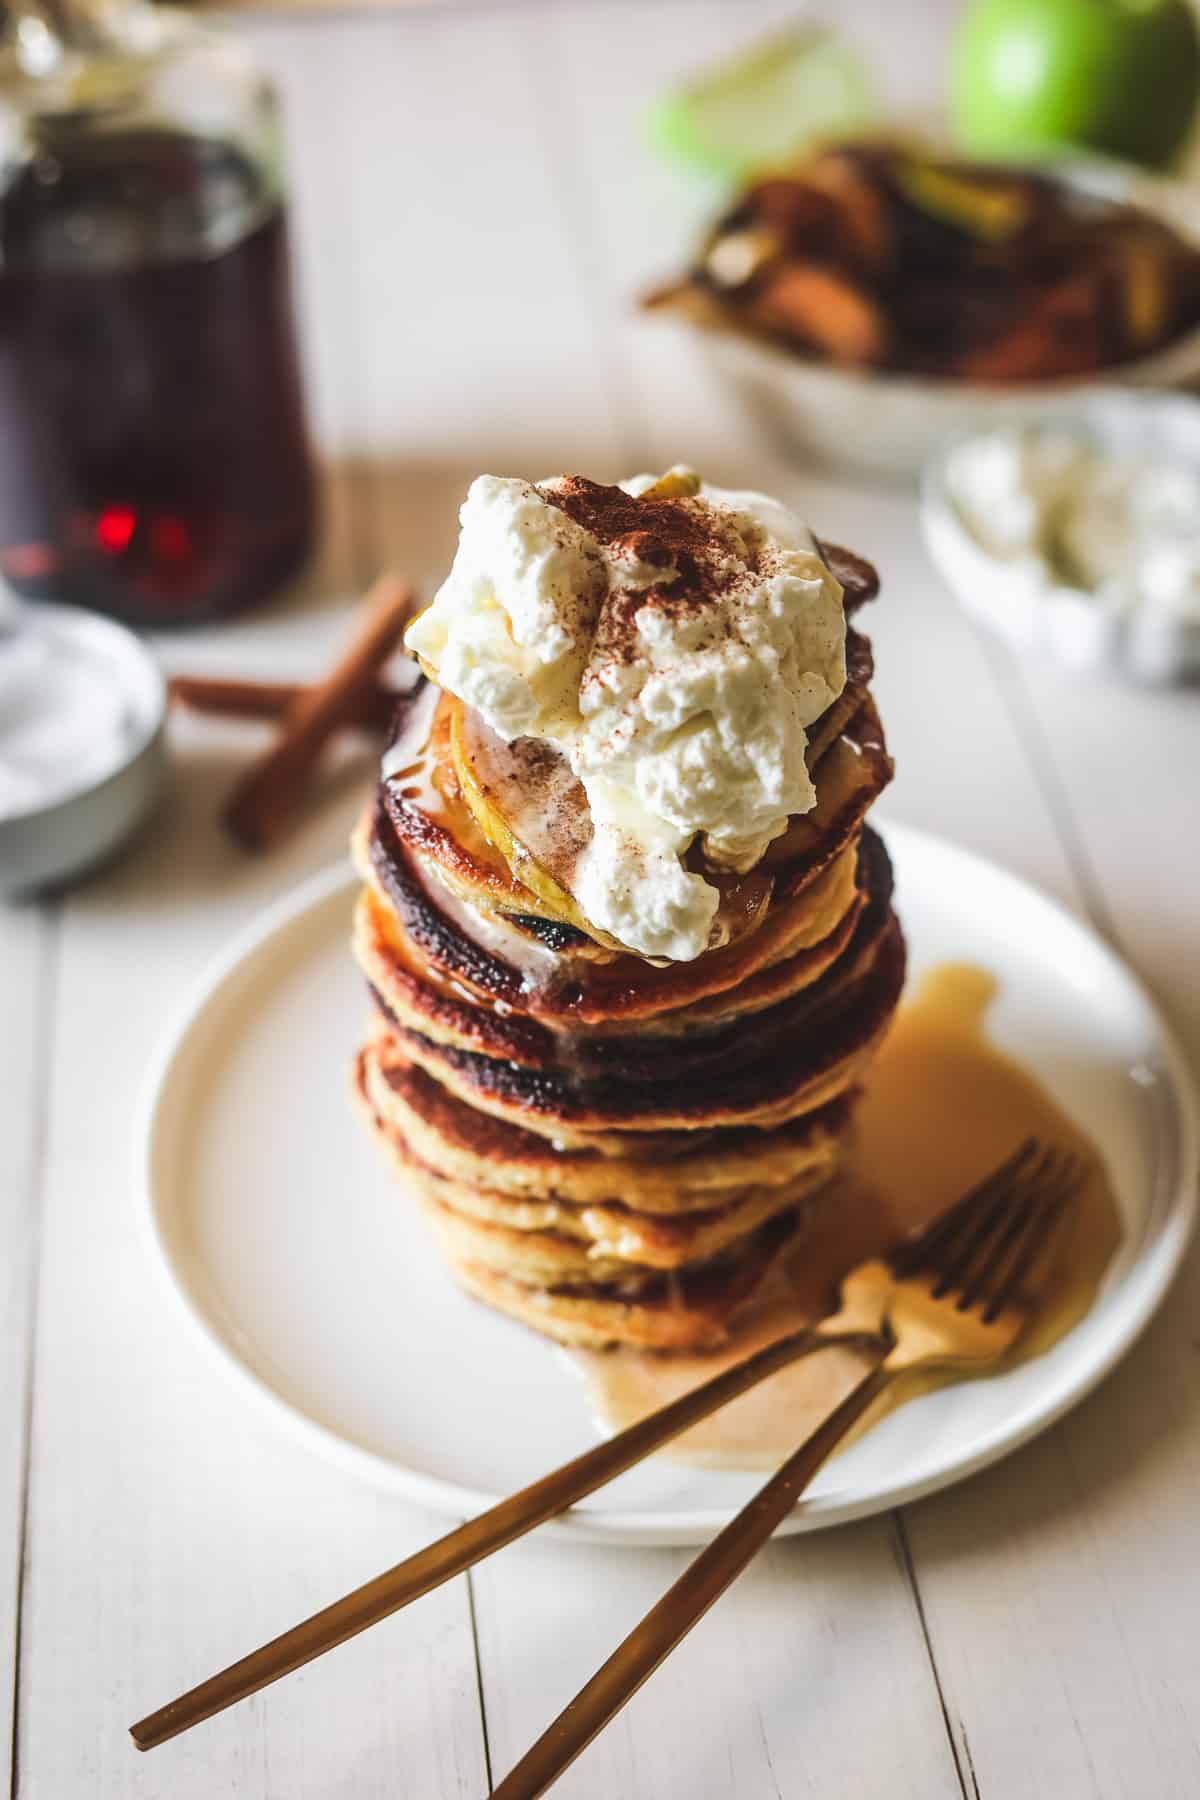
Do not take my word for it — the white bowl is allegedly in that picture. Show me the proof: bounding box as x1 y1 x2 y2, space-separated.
0 606 167 896
665 158 1200 482
920 392 1200 686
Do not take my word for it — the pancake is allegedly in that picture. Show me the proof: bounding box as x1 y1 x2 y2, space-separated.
356 1059 835 1280
353 829 892 1077
359 1043 854 1205
349 526 903 1348
438 1213 803 1352
760 692 892 894
815 540 879 612
380 912 904 1146
802 625 873 767
357 1049 837 1246
358 809 867 1028
354 873 868 1065
362 872 894 1101
414 1170 831 1273
358 715 889 1032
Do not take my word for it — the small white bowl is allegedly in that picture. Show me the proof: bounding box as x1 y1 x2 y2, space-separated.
662 157 1200 483
0 606 167 896
920 392 1200 686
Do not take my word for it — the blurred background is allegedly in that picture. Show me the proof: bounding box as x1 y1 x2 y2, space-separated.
4 0 1200 880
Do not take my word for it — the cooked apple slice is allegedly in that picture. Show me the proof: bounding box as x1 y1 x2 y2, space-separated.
448 701 628 949
1107 225 1173 349
746 263 889 364
692 860 774 947
893 158 1033 242
804 151 893 271
452 700 786 958
638 467 702 500
954 273 1105 380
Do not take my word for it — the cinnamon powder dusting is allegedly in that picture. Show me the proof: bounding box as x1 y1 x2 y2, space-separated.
540 476 762 682
543 476 752 602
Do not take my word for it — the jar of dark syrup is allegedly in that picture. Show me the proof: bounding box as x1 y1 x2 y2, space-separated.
0 0 316 624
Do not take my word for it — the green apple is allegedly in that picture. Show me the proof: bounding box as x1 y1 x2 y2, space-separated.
952 0 1200 169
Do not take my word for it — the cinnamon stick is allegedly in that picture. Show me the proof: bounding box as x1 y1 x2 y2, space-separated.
170 673 398 733
223 572 417 851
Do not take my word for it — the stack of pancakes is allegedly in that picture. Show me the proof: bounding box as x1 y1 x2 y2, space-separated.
351 540 903 1351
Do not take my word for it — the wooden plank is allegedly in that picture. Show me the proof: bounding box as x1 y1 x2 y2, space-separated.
0 905 53 1798
242 17 372 461
901 645 1200 1800
267 10 626 472
475 1522 967 1800
9 257 487 1793
990 657 1200 1061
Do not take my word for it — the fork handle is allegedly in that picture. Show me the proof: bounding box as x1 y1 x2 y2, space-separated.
131 1323 882 1751
490 1358 894 1800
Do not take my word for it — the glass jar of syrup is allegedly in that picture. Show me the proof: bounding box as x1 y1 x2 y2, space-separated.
0 0 317 624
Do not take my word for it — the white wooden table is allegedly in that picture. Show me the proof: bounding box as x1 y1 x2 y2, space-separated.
4 3 1200 1794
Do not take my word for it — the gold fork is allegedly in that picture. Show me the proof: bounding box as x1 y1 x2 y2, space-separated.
488 1139 1082 1800
130 1139 1077 1756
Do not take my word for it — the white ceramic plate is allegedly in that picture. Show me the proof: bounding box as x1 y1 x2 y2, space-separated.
141 824 1198 1545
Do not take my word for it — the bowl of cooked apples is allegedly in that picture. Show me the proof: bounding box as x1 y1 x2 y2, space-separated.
644 141 1200 481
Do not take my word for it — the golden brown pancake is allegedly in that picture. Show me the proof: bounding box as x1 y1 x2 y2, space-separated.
353 828 892 1075
355 1050 838 1270
361 890 897 1118
381 915 903 1146
358 1042 854 1205
439 1214 803 1352
414 1173 830 1275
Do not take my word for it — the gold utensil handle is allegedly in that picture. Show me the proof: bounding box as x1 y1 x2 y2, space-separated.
490 1359 893 1800
130 1324 882 1752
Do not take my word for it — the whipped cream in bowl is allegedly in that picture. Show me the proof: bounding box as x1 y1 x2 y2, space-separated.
0 603 166 894
400 468 847 961
922 395 1200 686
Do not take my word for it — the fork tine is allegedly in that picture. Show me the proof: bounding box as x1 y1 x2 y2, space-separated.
980 1157 1083 1321
925 1143 1056 1299
954 1148 1075 1312
945 1144 1060 1309
953 1187 1038 1314
887 1138 1038 1279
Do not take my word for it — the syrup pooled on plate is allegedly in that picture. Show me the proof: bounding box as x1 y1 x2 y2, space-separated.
567 964 1124 1468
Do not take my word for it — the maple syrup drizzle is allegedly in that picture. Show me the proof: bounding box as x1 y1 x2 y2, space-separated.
566 964 1123 1469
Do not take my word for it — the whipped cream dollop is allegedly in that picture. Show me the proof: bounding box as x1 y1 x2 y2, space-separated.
403 468 846 961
